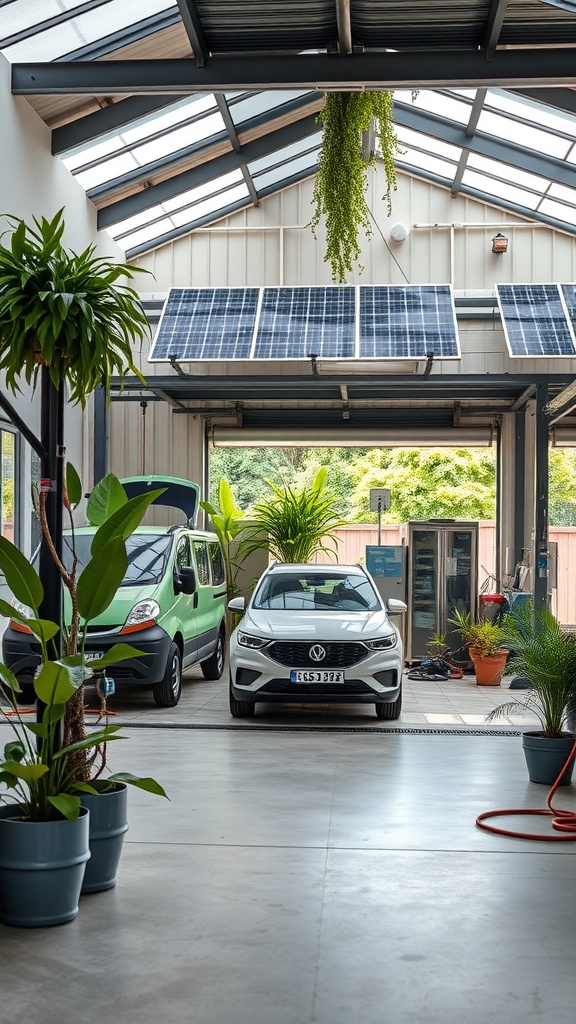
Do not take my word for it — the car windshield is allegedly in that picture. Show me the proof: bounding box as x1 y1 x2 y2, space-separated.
253 572 380 611
57 533 173 586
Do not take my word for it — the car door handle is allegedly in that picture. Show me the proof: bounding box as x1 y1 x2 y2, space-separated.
193 593 198 609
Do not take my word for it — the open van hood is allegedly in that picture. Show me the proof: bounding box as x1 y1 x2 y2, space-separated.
120 476 199 526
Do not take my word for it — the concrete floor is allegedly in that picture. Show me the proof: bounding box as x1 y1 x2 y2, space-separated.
2 671 575 1023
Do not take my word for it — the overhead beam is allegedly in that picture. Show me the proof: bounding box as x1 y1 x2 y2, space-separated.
97 112 319 228
176 1 209 66
395 102 576 190
51 95 184 155
483 0 509 58
13 50 576 95
450 88 486 196
335 1 353 56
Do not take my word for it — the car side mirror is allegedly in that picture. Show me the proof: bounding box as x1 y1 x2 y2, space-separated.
175 566 197 595
228 596 245 613
387 598 407 615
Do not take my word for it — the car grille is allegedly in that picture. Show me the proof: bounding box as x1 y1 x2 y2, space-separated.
266 641 367 668
260 679 373 694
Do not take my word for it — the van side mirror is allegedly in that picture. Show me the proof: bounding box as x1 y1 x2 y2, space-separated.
228 596 245 613
175 566 197 595
387 598 407 615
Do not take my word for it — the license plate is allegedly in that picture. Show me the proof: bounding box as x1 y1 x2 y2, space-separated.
85 651 104 662
290 670 344 683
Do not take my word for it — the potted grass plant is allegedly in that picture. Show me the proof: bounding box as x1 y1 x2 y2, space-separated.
449 609 509 686
0 472 169 925
486 602 576 785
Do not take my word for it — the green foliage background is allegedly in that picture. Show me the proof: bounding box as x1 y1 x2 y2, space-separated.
210 445 576 527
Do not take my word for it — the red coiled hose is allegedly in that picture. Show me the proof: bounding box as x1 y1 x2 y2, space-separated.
476 735 576 841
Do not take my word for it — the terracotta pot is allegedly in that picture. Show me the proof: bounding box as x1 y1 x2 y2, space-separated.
469 647 509 686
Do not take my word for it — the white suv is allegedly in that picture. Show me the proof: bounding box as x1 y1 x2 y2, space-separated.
228 563 406 719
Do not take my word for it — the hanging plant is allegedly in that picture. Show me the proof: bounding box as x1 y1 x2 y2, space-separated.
311 90 400 283
0 209 149 405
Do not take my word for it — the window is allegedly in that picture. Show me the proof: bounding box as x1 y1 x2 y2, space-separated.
175 536 191 573
0 427 16 545
209 542 225 586
193 542 210 585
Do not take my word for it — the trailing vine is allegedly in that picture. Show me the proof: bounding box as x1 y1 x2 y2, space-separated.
310 90 399 282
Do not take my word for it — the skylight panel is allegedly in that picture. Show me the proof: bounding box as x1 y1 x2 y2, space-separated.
1 0 174 62
74 152 139 191
131 111 226 165
488 90 576 139
395 127 461 162
538 197 576 226
466 154 549 192
396 90 471 126
254 153 319 192
476 110 570 159
170 184 250 227
248 133 322 176
121 97 218 147
229 91 312 126
462 170 542 210
396 150 456 182
162 171 245 213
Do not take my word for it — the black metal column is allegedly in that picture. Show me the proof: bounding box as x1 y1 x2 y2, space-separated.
514 409 526 571
533 384 549 612
93 384 108 484
495 419 501 588
38 370 65 725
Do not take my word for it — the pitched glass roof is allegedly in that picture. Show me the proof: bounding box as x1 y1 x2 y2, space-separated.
2 1 576 256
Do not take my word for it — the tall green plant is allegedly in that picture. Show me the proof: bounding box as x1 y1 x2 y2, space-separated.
0 209 149 405
242 468 345 563
311 91 399 282
486 603 576 738
200 478 247 598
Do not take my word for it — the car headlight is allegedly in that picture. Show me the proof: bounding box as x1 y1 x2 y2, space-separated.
237 631 269 650
120 600 161 634
365 634 397 651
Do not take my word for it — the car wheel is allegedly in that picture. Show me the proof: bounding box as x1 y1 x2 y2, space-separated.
153 642 182 707
375 689 402 720
229 674 255 718
17 679 36 705
201 627 225 680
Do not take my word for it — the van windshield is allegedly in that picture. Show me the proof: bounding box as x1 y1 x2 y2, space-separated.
58 533 173 586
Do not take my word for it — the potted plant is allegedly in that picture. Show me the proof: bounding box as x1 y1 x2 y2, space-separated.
0 209 148 405
486 602 576 785
449 609 509 686
0 473 169 925
240 468 345 563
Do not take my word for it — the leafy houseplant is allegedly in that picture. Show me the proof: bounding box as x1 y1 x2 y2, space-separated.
310 91 400 282
0 474 168 924
241 468 346 564
200 478 247 601
449 609 509 686
485 603 576 785
0 209 148 405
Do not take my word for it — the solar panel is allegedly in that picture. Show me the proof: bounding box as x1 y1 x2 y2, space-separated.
560 284 576 340
253 287 355 359
150 287 260 361
496 284 576 357
358 285 460 358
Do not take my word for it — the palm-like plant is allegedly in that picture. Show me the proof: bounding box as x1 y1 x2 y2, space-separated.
199 478 246 599
242 468 345 563
0 209 148 405
486 603 576 737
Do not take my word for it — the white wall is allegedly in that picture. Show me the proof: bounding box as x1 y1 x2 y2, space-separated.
0 51 124 635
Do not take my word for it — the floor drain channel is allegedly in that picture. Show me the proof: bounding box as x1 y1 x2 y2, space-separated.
113 723 523 736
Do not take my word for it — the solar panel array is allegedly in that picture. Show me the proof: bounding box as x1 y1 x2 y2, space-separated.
359 285 459 358
150 285 462 362
496 283 576 357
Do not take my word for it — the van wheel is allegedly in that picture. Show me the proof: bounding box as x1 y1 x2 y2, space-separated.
229 675 255 718
201 628 225 680
375 690 402 720
153 643 182 707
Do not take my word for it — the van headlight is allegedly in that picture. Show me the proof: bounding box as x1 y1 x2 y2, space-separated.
365 634 397 650
120 600 160 634
237 632 269 650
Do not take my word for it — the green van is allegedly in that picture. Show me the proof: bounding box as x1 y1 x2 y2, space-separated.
1 476 227 707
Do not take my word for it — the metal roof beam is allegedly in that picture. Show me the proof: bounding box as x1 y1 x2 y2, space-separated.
450 88 486 196
51 95 184 155
176 1 209 67
395 102 576 190
13 50 576 94
335 1 353 56
483 0 509 58
97 112 319 228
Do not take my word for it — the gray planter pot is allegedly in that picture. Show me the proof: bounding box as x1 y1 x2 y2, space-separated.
0 806 90 927
522 732 576 786
80 782 129 894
